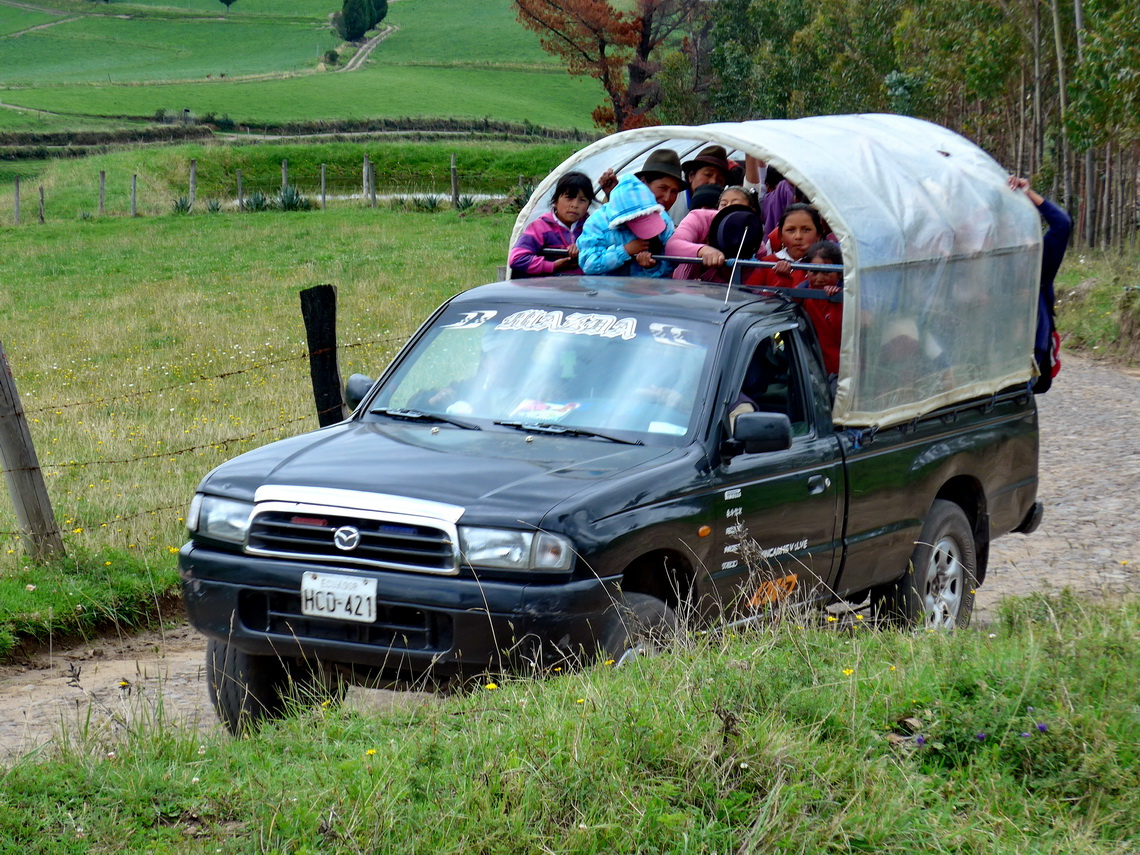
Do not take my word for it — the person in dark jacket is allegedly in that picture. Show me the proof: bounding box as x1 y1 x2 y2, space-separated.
1008 175 1071 393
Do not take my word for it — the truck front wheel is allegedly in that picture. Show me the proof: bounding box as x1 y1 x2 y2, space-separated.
206 638 289 734
872 499 978 629
600 592 679 666
206 639 347 734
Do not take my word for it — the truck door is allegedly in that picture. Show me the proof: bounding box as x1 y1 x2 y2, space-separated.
706 326 844 619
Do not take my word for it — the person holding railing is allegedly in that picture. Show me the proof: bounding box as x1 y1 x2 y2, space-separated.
508 171 594 277
577 161 682 278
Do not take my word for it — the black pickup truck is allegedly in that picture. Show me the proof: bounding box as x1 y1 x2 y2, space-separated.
180 276 1041 731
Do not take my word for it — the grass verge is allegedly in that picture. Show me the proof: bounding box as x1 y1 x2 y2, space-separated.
1 592 1136 852
1055 247 1140 364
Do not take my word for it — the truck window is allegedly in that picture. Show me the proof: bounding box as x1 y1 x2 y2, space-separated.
731 332 809 436
374 305 719 442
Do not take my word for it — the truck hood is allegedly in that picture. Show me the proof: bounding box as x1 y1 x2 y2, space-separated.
199 420 678 527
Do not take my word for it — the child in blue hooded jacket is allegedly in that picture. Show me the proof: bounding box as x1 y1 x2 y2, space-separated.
577 174 675 278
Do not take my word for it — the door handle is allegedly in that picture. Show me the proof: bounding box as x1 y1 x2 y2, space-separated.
807 475 831 495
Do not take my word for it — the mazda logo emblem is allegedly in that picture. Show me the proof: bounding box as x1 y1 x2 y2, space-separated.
333 525 362 551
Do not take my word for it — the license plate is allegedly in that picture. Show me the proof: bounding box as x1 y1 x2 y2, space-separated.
300 572 377 624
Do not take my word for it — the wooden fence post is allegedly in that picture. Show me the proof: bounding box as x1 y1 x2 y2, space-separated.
320 163 326 209
450 153 459 208
13 177 18 225
299 285 348 427
131 174 137 217
368 160 376 208
236 168 243 211
281 158 288 192
98 170 105 215
38 186 44 224
0 341 64 560
362 154 369 198
189 159 197 206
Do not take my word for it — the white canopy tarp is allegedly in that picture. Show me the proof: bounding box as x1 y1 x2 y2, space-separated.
509 115 1044 429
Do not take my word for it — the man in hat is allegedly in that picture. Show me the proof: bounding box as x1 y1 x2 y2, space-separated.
634 149 688 212
682 145 732 191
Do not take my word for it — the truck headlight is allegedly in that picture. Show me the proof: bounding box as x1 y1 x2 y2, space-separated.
458 527 573 571
189 494 253 545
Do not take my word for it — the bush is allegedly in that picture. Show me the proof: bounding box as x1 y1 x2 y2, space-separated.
324 49 339 66
507 181 536 213
455 195 476 211
241 191 270 212
413 194 441 212
206 199 222 213
171 196 193 214
275 185 313 211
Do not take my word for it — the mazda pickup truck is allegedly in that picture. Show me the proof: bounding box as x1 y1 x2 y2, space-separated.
180 276 1041 732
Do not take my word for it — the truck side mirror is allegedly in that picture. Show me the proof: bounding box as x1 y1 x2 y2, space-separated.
732 411 793 454
345 373 375 411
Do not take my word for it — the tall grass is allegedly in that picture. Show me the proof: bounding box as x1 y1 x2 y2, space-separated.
1 593 1137 852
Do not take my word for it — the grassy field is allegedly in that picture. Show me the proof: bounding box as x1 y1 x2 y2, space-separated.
0 195 519 654
0 0 600 131
1 593 1137 852
0 17 339 84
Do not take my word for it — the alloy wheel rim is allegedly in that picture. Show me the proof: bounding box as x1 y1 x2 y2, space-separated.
922 535 964 629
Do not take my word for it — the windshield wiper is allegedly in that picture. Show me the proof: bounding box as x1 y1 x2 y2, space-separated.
371 407 481 431
495 421 644 445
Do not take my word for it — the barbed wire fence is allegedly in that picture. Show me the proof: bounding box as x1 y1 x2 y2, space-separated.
0 331 410 550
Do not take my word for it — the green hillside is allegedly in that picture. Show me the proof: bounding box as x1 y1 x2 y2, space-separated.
0 0 599 131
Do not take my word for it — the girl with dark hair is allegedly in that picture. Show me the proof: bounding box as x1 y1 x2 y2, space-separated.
800 240 844 376
744 203 825 289
508 171 595 277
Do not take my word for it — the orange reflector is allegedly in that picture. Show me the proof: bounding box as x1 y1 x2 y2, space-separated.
698 525 711 537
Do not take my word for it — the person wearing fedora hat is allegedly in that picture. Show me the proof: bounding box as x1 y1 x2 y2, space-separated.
577 174 675 278
634 149 687 212
681 145 733 190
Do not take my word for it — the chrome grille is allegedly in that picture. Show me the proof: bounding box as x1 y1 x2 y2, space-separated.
245 500 459 574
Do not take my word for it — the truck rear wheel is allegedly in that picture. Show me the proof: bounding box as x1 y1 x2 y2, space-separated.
872 499 978 629
600 592 679 666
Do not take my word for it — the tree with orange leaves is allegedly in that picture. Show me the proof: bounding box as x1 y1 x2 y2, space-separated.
514 0 703 131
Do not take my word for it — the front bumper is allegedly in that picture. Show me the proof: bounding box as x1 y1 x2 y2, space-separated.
179 543 621 681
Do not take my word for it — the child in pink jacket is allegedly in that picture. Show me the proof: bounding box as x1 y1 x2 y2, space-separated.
508 171 595 277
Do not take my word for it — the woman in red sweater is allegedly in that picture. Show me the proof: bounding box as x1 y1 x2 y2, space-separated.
743 203 825 289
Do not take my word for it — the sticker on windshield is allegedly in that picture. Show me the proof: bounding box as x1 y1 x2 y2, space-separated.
443 310 498 329
509 399 580 422
496 310 637 340
649 323 698 348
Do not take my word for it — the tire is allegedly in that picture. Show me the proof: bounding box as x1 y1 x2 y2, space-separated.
599 592 679 666
871 499 978 629
206 638 290 735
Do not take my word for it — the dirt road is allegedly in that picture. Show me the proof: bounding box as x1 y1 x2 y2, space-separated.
2 354 1135 760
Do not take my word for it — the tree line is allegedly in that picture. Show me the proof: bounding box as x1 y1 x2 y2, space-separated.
515 0 1138 249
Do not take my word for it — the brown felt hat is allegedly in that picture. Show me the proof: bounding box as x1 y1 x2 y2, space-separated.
635 149 688 188
682 145 732 180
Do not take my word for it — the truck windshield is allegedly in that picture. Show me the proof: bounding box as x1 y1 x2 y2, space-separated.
373 304 717 442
